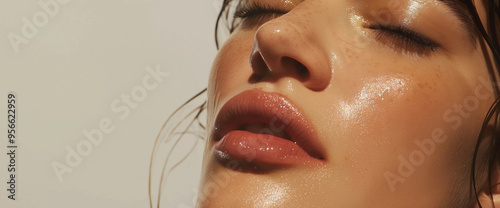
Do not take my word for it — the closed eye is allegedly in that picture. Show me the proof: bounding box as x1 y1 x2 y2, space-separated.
234 2 287 28
367 24 439 57
233 2 439 57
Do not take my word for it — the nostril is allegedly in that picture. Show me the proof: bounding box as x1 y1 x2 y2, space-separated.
295 60 309 78
281 57 310 80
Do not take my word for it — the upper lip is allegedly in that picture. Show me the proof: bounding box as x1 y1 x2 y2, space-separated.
213 89 325 160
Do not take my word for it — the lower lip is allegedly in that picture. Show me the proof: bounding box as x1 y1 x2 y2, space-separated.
214 130 319 166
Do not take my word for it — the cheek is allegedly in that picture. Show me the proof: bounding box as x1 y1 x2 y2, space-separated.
210 33 255 90
208 33 255 111
313 55 494 204
207 33 254 123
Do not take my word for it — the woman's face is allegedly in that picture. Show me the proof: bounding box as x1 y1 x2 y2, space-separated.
200 0 495 207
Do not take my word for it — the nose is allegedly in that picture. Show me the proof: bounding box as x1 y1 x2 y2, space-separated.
249 18 332 91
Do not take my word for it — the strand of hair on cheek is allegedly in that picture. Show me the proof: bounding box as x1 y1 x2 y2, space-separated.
472 96 500 208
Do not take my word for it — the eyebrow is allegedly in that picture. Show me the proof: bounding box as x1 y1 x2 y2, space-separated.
437 0 478 41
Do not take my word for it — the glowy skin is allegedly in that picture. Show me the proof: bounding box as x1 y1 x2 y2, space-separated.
199 0 496 207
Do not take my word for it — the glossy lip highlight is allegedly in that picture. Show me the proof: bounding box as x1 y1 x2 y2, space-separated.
212 89 326 167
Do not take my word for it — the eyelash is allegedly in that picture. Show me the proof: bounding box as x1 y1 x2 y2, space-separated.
234 3 286 26
367 25 438 57
233 3 439 57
